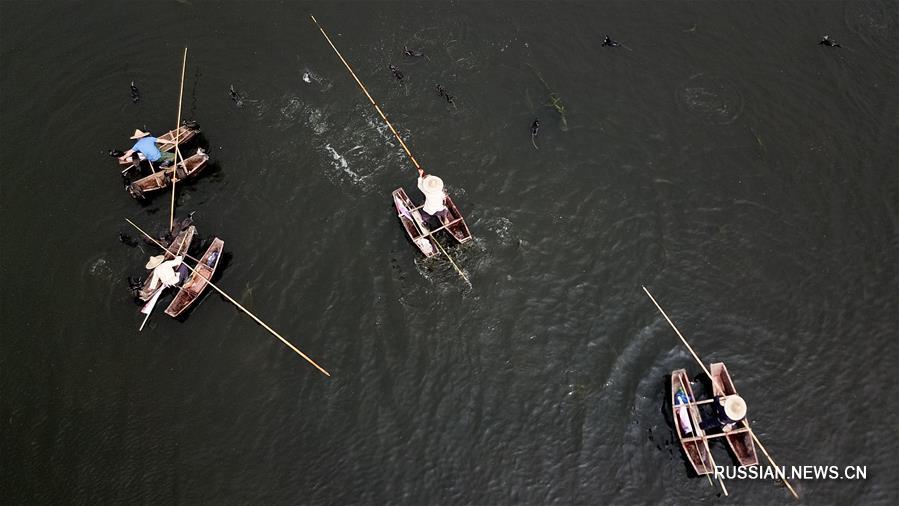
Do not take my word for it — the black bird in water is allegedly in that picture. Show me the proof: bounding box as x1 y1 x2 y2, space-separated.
160 211 197 243
436 84 456 107
389 64 404 81
172 211 196 236
127 276 144 295
130 81 140 103
229 84 243 106
403 45 424 57
531 118 540 150
119 233 139 247
602 35 620 47
819 35 841 47
107 149 125 158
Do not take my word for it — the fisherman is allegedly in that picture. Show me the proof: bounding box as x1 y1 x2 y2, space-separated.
700 394 747 432
417 174 450 227
144 254 185 292
118 129 177 167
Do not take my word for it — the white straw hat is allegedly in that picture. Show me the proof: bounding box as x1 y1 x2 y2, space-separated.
145 255 165 269
724 395 747 421
422 175 444 193
130 129 150 139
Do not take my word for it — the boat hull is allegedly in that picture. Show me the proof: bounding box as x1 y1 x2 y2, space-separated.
127 149 209 199
118 122 200 167
710 362 759 467
391 187 472 257
165 238 223 317
671 369 713 475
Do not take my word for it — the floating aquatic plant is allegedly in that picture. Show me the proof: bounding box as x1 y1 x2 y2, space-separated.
528 64 568 131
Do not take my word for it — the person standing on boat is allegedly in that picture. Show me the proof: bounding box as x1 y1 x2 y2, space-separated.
700 395 747 432
118 129 176 167
417 174 450 227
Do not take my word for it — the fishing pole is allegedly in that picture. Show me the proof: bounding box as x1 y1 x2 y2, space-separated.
311 15 471 287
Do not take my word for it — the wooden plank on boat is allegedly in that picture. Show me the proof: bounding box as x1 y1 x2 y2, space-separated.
164 237 223 317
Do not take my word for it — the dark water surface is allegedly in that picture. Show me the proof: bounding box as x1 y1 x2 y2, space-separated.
2 1 897 504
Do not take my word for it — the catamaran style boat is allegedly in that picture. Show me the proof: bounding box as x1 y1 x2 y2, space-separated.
392 188 472 257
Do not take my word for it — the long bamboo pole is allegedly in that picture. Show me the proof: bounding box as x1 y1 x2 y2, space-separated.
642 285 799 500
744 421 798 499
432 233 471 288
642 286 712 379
701 438 729 496
126 219 331 377
310 15 470 287
310 15 423 176
138 287 163 332
169 47 188 232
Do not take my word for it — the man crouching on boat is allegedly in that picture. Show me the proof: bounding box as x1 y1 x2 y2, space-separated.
145 254 185 291
417 174 451 228
700 395 747 432
118 129 177 168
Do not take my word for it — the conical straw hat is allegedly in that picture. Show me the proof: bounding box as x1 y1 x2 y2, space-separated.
145 255 165 269
422 175 444 193
724 395 747 421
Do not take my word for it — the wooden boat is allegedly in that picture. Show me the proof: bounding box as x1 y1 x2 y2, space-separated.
710 362 759 466
137 225 196 301
164 237 223 317
126 148 209 199
117 121 201 167
671 369 714 475
392 188 472 257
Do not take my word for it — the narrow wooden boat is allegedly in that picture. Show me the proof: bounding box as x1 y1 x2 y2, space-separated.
393 188 439 257
710 362 759 467
392 188 472 257
671 369 714 475
126 148 209 199
117 121 201 167
164 237 223 317
137 225 196 301
156 121 200 152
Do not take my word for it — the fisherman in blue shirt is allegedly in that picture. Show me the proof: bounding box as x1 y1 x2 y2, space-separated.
118 129 176 166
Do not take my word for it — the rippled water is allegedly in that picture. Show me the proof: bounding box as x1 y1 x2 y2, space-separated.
2 1 897 504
